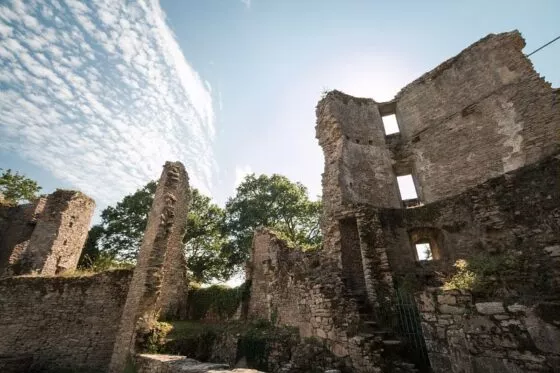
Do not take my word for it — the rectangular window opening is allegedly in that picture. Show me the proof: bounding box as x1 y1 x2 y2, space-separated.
382 114 400 135
415 242 433 261
396 174 418 201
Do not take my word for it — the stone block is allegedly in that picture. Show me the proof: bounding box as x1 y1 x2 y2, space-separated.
544 245 560 257
437 294 457 305
438 304 467 315
475 302 505 315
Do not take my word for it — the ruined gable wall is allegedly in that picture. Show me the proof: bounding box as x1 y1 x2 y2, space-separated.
377 154 560 297
392 31 559 203
0 270 132 372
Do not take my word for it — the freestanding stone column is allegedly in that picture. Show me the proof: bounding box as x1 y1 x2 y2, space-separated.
109 162 189 373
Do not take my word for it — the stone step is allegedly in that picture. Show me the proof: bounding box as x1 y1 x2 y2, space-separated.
382 339 402 346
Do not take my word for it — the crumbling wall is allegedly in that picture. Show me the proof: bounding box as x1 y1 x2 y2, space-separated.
246 229 384 373
316 31 559 216
0 270 132 372
0 190 95 277
110 161 189 373
394 32 559 203
416 288 560 373
0 198 46 276
377 153 560 298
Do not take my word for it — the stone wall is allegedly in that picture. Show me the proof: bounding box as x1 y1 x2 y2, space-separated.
0 270 132 372
246 228 385 373
0 197 46 276
110 161 190 373
377 153 560 299
393 32 559 203
316 31 559 219
416 288 560 373
0 190 95 277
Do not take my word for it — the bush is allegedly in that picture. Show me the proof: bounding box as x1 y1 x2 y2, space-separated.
186 282 250 321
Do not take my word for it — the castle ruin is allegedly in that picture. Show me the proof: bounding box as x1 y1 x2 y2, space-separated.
0 30 558 373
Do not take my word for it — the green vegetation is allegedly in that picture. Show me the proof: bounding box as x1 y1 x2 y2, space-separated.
0 168 42 204
186 282 250 320
443 253 526 296
81 173 322 283
224 173 322 261
142 320 173 353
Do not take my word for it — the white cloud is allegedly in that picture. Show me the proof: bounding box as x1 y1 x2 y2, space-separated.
240 0 251 9
234 164 252 188
0 0 216 208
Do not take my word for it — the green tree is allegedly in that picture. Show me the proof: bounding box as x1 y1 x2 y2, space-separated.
224 173 322 268
81 182 233 282
99 181 157 262
0 168 42 204
185 189 233 283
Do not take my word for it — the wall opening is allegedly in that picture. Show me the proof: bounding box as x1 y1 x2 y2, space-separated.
397 174 418 200
415 242 433 261
339 217 366 294
382 114 400 135
409 228 443 261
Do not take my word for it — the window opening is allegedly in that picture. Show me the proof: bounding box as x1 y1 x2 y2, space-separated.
396 174 418 200
415 242 433 261
382 114 400 135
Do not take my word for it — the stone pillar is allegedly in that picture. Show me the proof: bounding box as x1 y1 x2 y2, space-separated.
109 162 189 373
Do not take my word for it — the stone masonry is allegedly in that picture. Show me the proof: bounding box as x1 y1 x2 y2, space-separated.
0 269 133 372
416 288 560 372
110 161 190 373
0 189 95 276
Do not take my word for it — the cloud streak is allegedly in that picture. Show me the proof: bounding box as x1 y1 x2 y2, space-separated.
0 0 215 207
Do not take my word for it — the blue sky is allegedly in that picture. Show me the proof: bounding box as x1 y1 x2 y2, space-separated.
1 0 559 216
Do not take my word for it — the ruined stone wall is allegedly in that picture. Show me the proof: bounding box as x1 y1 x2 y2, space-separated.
392 32 559 203
110 162 189 373
0 270 132 372
246 229 384 373
376 153 560 299
416 288 560 373
316 91 401 214
316 31 559 217
0 190 95 277
26 190 95 275
0 198 46 276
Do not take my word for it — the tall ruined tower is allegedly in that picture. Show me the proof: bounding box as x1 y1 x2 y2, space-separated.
0 190 95 276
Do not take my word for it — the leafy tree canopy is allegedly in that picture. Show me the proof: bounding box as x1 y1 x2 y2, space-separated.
82 182 234 283
81 173 322 283
0 168 42 204
224 173 322 268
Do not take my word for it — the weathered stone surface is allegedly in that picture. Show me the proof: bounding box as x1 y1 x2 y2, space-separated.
418 288 560 373
0 270 132 372
544 245 560 257
0 190 95 277
110 162 189 373
136 354 264 373
525 307 560 355
475 302 505 315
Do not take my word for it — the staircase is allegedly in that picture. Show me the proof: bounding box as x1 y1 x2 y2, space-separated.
351 289 421 373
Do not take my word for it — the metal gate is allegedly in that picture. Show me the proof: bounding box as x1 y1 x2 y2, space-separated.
392 287 431 370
